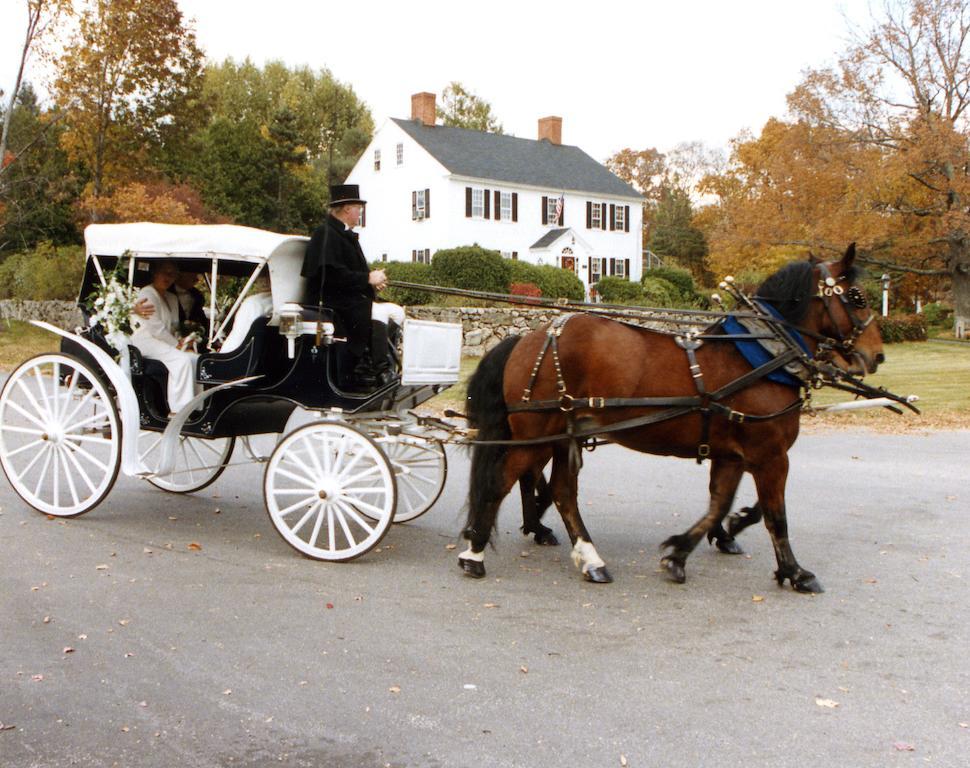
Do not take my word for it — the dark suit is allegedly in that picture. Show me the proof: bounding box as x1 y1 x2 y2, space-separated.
172 285 207 327
302 215 374 355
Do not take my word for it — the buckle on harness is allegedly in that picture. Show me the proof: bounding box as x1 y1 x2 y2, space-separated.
589 397 606 409
558 394 576 412
698 443 711 458
728 410 745 424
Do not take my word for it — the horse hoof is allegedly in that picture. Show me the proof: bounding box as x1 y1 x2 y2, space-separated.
583 566 613 584
534 530 559 547
715 537 744 555
459 557 486 579
662 557 686 584
792 574 824 594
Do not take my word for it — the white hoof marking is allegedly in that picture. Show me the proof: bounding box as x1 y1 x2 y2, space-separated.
571 539 606 574
459 547 485 562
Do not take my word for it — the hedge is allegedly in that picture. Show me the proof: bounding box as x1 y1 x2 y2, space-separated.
594 276 642 303
377 261 435 305
0 242 85 301
508 260 585 300
877 313 927 343
430 245 511 294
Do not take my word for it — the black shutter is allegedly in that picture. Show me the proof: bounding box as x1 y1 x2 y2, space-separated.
542 196 548 225
484 189 490 219
465 187 472 217
559 199 564 226
513 251 518 260
624 205 630 232
586 201 592 229
494 190 501 220
512 192 518 222
624 259 630 278
601 202 607 230
412 191 417 220
609 258 615 276
609 204 616 231
425 188 430 219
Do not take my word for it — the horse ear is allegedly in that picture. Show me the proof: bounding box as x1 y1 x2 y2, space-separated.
841 243 857 270
807 251 821 265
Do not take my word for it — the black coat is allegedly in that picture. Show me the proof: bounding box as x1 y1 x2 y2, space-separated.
302 215 374 354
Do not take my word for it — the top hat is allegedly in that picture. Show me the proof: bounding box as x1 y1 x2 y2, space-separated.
329 183 366 206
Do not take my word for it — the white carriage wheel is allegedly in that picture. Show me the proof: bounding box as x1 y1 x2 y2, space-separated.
263 422 396 561
0 353 121 517
375 436 447 523
138 431 235 494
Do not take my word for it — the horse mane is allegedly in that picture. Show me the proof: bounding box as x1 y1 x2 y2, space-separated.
755 261 815 324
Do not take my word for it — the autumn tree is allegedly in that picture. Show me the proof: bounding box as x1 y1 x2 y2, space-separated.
1 0 72 177
436 82 503 133
52 0 205 219
648 187 711 282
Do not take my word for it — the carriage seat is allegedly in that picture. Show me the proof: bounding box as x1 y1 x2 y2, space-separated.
196 315 270 384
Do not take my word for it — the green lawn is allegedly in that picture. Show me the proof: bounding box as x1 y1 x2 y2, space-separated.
0 320 61 370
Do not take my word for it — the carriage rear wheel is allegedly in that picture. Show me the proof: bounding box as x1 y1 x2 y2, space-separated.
0 353 121 517
374 436 447 523
138 431 234 494
263 422 396 561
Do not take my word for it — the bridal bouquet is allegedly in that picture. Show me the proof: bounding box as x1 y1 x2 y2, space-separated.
86 258 138 350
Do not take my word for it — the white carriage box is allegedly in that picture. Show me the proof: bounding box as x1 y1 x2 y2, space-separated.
400 319 463 385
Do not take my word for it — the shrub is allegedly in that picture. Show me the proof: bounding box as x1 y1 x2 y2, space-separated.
639 276 679 307
877 313 927 343
594 276 642 303
378 261 435 305
430 245 511 294
643 266 707 308
0 241 85 301
921 301 953 330
509 260 584 300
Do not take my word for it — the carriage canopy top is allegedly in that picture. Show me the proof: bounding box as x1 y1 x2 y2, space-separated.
84 223 309 265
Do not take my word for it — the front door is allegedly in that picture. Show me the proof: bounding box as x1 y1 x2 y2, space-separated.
560 255 576 273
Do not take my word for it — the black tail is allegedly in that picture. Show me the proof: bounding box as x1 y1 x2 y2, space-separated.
464 336 521 541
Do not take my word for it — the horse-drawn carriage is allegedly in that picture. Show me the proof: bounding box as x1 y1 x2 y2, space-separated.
0 223 462 562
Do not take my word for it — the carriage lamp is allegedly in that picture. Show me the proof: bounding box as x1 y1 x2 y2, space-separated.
279 302 303 359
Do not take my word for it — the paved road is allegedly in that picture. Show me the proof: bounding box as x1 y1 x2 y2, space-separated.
2 426 968 767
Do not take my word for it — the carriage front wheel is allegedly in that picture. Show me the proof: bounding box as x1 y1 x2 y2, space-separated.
263 422 397 561
0 353 121 517
138 431 234 494
374 435 447 523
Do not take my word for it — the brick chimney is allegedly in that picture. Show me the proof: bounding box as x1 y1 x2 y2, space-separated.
411 92 436 127
538 116 562 145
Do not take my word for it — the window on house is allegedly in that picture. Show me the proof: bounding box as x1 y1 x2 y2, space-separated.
546 196 559 225
471 188 484 218
373 149 381 171
590 203 602 230
589 258 602 283
500 192 512 221
613 205 626 231
411 248 431 264
396 143 404 166
614 259 626 278
381 253 388 262
412 188 429 220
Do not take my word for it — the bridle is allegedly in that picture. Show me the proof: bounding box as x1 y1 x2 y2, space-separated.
811 262 874 367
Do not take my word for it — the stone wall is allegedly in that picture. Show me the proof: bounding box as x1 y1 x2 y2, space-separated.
0 300 83 331
0 299 559 356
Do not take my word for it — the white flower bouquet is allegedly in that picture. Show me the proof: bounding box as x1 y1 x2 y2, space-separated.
86 259 138 351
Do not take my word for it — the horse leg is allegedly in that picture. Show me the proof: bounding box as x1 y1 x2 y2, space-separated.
724 503 763 539
660 458 745 584
520 466 559 546
750 456 824 594
549 447 612 583
704 462 747 555
460 447 537 579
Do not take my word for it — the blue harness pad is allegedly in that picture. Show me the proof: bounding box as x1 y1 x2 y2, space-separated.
721 303 809 389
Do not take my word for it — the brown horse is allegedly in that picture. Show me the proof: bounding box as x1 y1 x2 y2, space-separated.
459 246 884 592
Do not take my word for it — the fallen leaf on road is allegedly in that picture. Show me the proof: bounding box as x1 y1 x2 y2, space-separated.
752 595 765 603
325 603 334 609
445 543 457 550
0 723 15 731
62 647 74 654
389 686 401 694
31 675 44 682
77 634 87 640
96 564 109 570
620 756 628 767
960 722 968 728
864 578 878 584
187 542 202 552
143 548 153 555
43 616 51 624
815 698 839 708
892 742 915 751
223 689 232 696
519 666 528 674
118 619 129 627
483 603 499 609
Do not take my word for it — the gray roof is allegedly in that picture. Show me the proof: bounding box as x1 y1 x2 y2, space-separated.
391 118 642 200
530 228 569 249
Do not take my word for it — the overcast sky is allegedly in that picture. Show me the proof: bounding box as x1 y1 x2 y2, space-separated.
2 0 872 162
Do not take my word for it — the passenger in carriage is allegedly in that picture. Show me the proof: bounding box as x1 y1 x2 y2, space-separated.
217 272 274 354
302 183 404 390
129 260 201 414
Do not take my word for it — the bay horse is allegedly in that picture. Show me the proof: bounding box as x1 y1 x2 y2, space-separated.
459 246 884 592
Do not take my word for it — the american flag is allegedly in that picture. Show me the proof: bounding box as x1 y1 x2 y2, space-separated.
554 194 564 224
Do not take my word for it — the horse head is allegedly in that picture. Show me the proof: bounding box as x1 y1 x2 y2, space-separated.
807 244 884 376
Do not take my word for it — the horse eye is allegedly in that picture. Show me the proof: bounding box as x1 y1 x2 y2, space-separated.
847 286 867 309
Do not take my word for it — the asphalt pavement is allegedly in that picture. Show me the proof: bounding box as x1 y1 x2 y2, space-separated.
2 425 968 767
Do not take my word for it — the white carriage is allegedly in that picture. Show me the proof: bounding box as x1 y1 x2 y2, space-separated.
0 223 462 561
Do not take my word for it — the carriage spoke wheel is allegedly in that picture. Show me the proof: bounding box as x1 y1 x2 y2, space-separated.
138 431 234 494
374 436 446 523
264 422 396 561
0 353 121 517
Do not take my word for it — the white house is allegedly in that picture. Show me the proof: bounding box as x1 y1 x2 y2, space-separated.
345 92 643 297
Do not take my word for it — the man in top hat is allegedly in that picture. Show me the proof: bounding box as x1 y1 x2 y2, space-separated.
302 183 404 390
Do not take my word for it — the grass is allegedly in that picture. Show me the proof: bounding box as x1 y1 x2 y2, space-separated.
0 320 60 370
427 341 970 432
